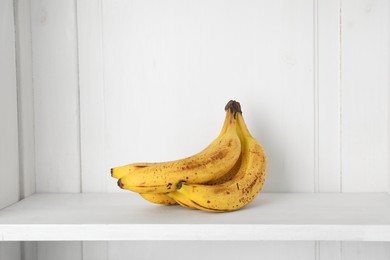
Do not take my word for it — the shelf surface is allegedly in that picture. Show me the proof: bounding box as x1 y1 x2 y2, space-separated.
0 192 390 241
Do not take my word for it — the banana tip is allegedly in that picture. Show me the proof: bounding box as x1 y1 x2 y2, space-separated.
117 179 124 189
110 168 113 177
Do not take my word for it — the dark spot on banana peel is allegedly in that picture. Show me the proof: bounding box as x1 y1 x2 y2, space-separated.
242 176 259 194
210 150 228 161
181 162 203 171
176 182 183 190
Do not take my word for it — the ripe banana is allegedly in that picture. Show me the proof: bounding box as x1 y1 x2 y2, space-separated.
117 103 241 194
112 164 177 205
111 104 233 180
111 109 234 205
139 193 177 205
167 191 198 209
169 111 267 212
111 163 154 179
112 143 240 207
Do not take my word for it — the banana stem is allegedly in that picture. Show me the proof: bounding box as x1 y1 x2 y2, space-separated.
225 100 242 119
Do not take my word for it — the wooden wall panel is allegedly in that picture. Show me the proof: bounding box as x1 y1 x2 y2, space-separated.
319 241 342 260
31 0 81 193
0 0 20 211
36 242 81 260
21 242 37 260
83 242 107 260
14 0 36 199
77 0 107 192
342 242 390 260
0 242 21 260
341 0 389 192
107 241 315 260
317 0 341 193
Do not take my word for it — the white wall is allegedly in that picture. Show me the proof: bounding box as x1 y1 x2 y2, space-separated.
2 0 390 259
0 0 22 259
0 0 19 214
14 0 36 199
23 0 390 194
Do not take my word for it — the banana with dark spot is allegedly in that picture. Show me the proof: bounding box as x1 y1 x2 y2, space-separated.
169 111 267 212
115 102 241 194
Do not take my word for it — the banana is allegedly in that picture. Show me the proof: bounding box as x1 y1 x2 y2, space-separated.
112 163 178 205
139 193 177 205
167 191 198 209
165 158 242 209
111 163 155 179
111 104 233 180
169 110 267 212
113 142 238 208
117 102 241 194
204 153 242 185
111 105 233 180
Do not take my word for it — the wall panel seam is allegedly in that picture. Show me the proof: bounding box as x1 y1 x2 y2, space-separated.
313 0 320 195
100 0 108 193
29 0 37 195
13 0 23 202
339 0 343 256
313 0 319 259
338 0 343 194
81 241 84 260
75 0 83 194
13 0 36 200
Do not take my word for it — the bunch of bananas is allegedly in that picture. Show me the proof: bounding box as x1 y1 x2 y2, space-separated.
111 100 267 212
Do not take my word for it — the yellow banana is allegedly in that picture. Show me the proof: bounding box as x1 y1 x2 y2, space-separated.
112 164 178 205
204 153 242 185
170 111 267 212
167 192 198 209
139 193 177 205
167 141 241 209
114 141 239 207
111 102 233 205
111 104 232 180
112 137 237 207
111 163 155 179
117 102 241 194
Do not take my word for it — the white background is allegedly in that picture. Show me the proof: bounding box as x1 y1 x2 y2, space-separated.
1 0 389 259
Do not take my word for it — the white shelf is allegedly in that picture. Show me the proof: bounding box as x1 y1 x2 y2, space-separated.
0 193 389 241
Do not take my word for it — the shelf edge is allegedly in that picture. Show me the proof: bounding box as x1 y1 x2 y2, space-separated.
1 224 390 242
